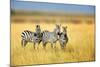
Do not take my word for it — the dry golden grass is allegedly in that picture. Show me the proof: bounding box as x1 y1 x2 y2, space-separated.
11 22 95 66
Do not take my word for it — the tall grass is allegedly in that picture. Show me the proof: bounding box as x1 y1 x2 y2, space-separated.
11 22 95 66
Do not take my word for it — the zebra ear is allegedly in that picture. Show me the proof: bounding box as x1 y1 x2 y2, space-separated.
36 25 38 27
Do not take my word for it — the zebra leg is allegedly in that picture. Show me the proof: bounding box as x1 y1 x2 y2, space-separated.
61 43 64 49
60 44 62 49
21 40 23 47
60 42 64 49
51 43 53 48
21 40 27 47
54 42 56 48
21 40 24 47
43 42 47 49
64 43 66 48
33 43 36 49
37 42 40 49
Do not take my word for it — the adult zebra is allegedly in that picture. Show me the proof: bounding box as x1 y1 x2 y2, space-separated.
42 24 61 48
21 25 42 49
59 26 68 49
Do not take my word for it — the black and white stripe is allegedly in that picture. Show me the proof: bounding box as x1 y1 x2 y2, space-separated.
21 25 42 49
42 24 61 48
59 26 68 49
21 24 68 49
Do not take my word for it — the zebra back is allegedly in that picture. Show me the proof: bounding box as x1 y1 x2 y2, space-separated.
21 30 33 41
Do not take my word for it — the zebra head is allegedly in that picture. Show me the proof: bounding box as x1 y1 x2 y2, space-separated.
62 26 67 34
36 25 40 28
54 24 61 39
55 24 61 35
35 25 41 34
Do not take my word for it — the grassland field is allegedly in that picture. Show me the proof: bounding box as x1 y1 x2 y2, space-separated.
11 17 95 66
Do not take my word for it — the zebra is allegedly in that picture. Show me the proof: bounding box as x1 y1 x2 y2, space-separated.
21 25 42 49
59 26 68 49
42 24 61 48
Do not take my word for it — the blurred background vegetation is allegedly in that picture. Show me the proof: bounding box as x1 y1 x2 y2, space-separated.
11 9 95 24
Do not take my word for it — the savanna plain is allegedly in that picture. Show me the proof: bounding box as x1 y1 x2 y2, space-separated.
11 15 95 66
